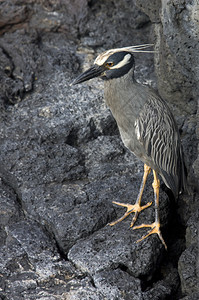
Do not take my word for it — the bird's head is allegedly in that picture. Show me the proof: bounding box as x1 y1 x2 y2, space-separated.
71 44 154 85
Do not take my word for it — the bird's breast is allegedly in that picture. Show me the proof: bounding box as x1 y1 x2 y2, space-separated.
104 79 146 157
104 79 150 160
104 79 138 121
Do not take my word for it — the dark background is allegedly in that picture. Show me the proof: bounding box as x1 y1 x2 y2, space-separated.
0 0 198 299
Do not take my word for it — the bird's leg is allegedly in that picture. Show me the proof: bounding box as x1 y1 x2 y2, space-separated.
109 164 152 227
133 170 167 249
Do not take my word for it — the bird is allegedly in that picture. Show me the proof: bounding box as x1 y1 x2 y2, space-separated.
71 44 187 249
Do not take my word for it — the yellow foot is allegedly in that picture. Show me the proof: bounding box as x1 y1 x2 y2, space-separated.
133 222 167 250
109 201 152 227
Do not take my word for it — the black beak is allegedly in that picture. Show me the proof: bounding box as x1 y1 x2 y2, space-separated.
71 65 105 85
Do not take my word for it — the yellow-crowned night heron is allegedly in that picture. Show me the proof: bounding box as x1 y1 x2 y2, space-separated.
72 45 187 249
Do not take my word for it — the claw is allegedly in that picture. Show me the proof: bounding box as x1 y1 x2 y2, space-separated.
109 201 152 227
130 201 152 227
133 222 167 249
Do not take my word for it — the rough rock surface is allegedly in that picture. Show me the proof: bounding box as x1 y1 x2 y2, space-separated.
0 0 198 299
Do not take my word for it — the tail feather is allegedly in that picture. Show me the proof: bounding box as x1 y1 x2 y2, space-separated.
160 146 188 198
160 170 179 198
178 146 188 194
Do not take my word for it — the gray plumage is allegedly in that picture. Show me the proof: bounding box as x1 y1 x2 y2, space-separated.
104 68 186 197
72 45 187 248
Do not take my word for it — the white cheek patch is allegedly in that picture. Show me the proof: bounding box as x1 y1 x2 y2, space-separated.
94 51 131 68
110 53 131 69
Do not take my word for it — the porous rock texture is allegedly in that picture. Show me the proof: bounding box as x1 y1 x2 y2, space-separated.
0 0 198 299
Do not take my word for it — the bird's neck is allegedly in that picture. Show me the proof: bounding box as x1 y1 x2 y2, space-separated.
104 67 136 109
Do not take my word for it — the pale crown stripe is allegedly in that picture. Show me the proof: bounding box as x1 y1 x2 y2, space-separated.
94 50 115 65
95 52 131 67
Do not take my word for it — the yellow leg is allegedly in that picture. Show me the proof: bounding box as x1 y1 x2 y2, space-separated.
109 164 152 227
133 170 167 249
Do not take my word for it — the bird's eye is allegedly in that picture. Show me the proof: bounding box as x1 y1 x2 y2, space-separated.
105 62 114 68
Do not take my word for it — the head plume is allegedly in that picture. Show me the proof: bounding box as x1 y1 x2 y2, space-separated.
94 44 154 66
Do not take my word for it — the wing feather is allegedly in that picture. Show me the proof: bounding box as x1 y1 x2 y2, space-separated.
136 92 181 195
